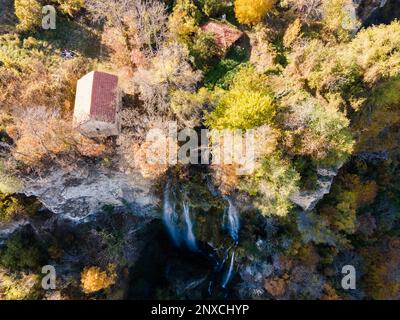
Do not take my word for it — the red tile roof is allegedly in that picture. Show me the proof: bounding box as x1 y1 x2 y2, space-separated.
201 21 244 51
89 71 119 123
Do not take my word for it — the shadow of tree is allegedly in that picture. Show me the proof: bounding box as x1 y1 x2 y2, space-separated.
33 17 102 59
364 0 400 28
0 0 17 35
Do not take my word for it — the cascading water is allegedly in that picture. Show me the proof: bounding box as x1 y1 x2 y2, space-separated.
182 201 198 251
208 198 241 294
163 180 240 294
208 246 232 295
221 251 235 289
163 182 199 251
163 183 181 247
225 198 240 243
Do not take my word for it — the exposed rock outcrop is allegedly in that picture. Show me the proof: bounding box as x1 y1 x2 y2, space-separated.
22 165 159 221
356 151 389 162
290 167 340 212
355 0 388 21
0 219 29 246
237 261 273 299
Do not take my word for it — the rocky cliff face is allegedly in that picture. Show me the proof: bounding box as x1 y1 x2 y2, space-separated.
21 165 159 221
290 167 340 212
0 219 29 246
356 0 400 26
355 0 388 21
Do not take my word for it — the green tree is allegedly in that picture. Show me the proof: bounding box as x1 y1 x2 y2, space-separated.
190 31 220 71
200 0 231 18
206 66 276 129
207 90 275 129
0 231 48 271
282 92 354 166
349 21 400 85
287 22 400 153
331 191 357 234
241 155 300 216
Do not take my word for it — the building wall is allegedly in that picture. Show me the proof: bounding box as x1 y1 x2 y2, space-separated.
73 72 94 127
78 119 120 138
115 87 122 133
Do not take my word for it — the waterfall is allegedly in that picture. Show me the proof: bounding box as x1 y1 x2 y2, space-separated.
163 183 181 247
182 201 198 251
163 182 199 251
221 199 239 289
218 248 230 272
221 251 235 289
225 198 240 243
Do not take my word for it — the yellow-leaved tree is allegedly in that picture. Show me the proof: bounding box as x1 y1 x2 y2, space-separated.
234 0 276 25
56 0 84 16
169 0 201 43
14 0 42 31
80 265 117 294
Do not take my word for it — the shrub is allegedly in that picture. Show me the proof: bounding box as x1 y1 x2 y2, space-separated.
190 30 220 71
55 0 84 16
241 155 300 216
0 230 48 271
201 0 231 18
0 193 24 222
0 270 41 300
322 0 360 42
14 0 42 31
283 18 302 48
0 166 21 194
169 0 202 44
80 265 117 294
11 107 105 167
0 33 93 111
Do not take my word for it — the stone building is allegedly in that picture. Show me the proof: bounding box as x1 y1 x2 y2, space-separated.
200 20 245 55
73 71 121 137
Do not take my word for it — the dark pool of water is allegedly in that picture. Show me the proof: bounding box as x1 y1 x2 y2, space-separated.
125 221 238 300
